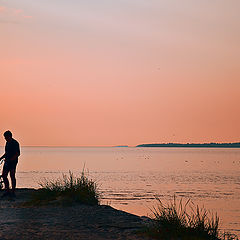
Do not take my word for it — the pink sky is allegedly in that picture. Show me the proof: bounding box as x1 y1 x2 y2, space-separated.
0 0 240 146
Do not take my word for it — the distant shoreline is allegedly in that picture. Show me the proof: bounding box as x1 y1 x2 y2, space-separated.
136 143 240 148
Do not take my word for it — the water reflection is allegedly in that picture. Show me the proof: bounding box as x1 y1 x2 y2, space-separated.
1 147 238 236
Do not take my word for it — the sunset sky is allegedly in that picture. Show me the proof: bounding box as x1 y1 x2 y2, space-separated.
1 0 240 146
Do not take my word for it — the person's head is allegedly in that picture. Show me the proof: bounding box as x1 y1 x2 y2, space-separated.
3 130 12 142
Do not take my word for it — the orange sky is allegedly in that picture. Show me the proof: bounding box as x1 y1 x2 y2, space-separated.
0 1 240 146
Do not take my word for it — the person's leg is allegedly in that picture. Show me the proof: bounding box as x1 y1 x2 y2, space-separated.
2 165 10 191
10 168 16 193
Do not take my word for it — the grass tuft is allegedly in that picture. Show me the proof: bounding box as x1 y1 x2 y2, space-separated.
25 170 100 206
144 196 238 240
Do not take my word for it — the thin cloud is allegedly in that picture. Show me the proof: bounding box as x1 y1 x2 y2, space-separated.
0 5 6 12
13 9 23 15
0 4 32 21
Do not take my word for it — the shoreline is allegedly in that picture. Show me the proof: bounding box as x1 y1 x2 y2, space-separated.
0 188 151 240
136 143 240 148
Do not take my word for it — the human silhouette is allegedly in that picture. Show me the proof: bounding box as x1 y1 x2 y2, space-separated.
0 130 20 198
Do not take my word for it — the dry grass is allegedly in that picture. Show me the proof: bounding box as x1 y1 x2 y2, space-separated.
144 196 238 240
25 170 100 206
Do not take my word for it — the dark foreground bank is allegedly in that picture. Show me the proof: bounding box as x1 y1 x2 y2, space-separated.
0 189 151 240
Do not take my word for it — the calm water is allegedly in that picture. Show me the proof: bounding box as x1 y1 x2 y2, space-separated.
1 146 240 236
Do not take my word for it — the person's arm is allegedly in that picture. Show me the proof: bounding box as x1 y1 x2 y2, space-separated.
0 154 6 161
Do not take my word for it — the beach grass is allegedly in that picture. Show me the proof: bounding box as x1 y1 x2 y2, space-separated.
144 196 238 240
25 170 100 206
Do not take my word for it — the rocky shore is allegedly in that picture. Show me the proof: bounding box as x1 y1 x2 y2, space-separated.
0 189 151 240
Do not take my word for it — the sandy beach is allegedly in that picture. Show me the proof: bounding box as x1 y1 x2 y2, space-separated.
0 189 151 240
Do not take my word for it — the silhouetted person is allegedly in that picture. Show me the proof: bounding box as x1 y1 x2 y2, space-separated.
0 131 20 198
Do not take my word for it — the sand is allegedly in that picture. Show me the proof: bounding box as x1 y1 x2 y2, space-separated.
0 189 152 240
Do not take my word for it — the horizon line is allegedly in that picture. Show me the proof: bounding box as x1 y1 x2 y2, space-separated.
1 142 240 148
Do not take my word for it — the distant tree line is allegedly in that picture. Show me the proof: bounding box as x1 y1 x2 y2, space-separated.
136 143 240 148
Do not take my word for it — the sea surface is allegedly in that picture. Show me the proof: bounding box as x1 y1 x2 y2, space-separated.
0 146 240 236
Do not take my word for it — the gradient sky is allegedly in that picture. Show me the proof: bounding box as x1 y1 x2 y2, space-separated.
1 0 240 146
